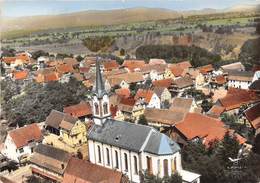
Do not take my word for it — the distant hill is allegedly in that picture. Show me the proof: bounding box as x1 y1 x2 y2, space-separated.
1 8 181 32
1 5 259 34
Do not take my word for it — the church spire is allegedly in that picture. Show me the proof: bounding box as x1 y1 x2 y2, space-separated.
94 57 106 98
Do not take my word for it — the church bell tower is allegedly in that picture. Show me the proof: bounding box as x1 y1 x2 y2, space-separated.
92 58 111 125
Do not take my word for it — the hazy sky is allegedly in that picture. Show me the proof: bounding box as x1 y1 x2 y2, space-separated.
2 0 260 17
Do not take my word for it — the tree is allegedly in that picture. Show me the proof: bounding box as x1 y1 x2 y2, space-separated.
2 78 89 127
215 131 240 167
120 48 126 56
83 36 115 52
76 55 84 62
164 173 182 183
138 115 148 126
32 50 49 60
201 99 213 113
253 133 260 155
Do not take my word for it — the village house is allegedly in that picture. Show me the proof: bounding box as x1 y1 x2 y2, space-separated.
122 60 146 72
149 58 166 65
143 108 186 128
244 103 260 133
184 68 205 89
2 123 43 164
198 64 214 80
62 157 127 183
172 113 246 147
34 68 60 83
103 60 119 71
135 89 161 109
88 59 200 183
220 62 245 72
37 56 49 69
152 87 172 107
210 75 227 88
115 88 131 98
227 70 254 89
152 78 173 91
107 72 144 89
11 70 29 82
172 77 194 96
216 88 260 117
1 52 33 70
170 97 196 113
30 144 71 182
139 64 167 81
44 110 87 155
63 101 92 122
118 97 144 121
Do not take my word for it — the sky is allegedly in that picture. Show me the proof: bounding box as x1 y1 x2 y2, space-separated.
1 0 260 17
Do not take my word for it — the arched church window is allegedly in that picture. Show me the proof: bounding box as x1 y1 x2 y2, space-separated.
97 145 101 163
103 102 108 115
95 103 99 115
163 159 168 177
134 156 138 174
106 148 110 165
115 150 119 169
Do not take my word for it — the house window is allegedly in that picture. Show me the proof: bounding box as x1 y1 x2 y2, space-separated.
134 156 138 175
106 148 110 165
95 103 99 115
115 150 119 169
103 102 108 115
124 153 128 172
97 145 101 163
19 148 24 153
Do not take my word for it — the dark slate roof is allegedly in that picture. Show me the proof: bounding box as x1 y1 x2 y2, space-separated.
249 79 260 91
89 119 180 155
144 132 180 155
34 144 71 163
93 58 107 98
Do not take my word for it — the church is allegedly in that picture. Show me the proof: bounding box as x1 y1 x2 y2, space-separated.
88 59 200 183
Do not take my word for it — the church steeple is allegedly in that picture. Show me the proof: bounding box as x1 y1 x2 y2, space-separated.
92 57 111 126
94 57 107 98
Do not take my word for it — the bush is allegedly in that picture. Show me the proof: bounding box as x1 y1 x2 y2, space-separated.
83 36 115 52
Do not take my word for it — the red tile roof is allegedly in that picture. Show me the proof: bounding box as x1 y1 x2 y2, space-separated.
16 53 30 63
115 88 131 98
199 64 214 75
64 101 92 118
152 78 173 88
245 103 260 129
170 65 184 77
175 113 245 145
13 70 28 80
56 64 74 74
120 97 136 106
135 89 154 103
2 57 16 64
176 61 192 70
218 88 260 111
215 75 227 85
8 123 42 148
103 60 119 71
35 71 60 83
63 157 123 183
122 60 146 72
207 105 225 118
